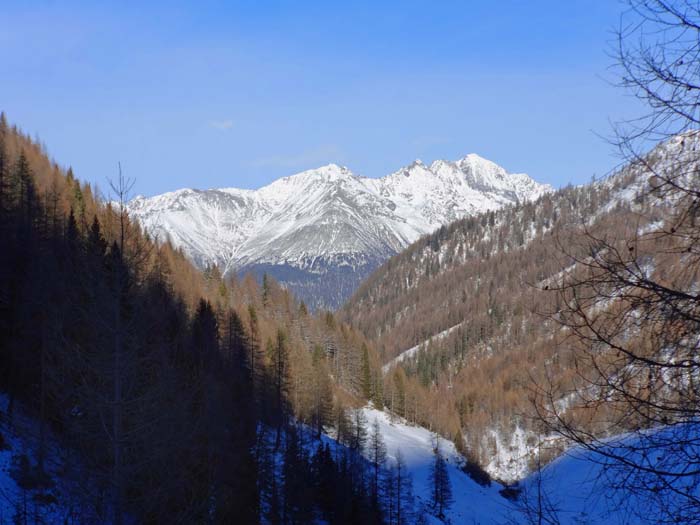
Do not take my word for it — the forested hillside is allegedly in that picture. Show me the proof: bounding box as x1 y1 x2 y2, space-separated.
341 133 694 479
0 113 401 524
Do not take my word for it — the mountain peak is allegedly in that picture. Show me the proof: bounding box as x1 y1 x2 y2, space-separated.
128 151 550 310
455 153 504 172
317 162 347 172
297 163 354 180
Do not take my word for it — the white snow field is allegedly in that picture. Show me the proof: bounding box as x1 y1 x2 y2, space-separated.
513 424 700 525
359 407 513 525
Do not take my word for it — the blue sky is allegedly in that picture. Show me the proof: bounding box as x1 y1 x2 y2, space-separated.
1 1 641 196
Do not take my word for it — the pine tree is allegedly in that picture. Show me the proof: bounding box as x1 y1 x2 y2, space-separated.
87 215 107 260
372 369 384 409
72 179 86 224
262 272 270 306
382 461 397 525
311 345 333 437
272 328 289 450
247 304 261 385
0 130 7 214
219 309 259 524
429 440 453 520
224 310 248 366
336 404 353 448
368 418 387 513
13 152 36 229
282 425 313 525
312 442 336 522
391 368 406 417
192 299 218 369
361 343 372 401
394 450 414 525
350 409 368 453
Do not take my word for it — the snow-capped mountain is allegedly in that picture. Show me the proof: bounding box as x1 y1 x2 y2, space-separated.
128 154 551 309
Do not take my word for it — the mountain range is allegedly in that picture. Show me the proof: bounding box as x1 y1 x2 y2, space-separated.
128 154 551 309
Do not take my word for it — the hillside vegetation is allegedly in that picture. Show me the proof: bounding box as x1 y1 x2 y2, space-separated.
0 113 396 524
342 135 692 478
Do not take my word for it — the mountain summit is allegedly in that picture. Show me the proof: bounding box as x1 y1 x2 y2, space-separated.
128 155 551 309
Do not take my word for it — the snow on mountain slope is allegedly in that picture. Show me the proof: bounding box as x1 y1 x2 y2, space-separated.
357 408 700 524
359 407 511 524
128 156 551 310
512 424 700 525
0 394 106 522
381 323 464 374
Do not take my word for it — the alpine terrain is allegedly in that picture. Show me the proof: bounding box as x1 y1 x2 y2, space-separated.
341 131 700 486
127 155 551 310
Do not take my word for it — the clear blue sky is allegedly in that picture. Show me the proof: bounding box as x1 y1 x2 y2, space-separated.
1 1 642 197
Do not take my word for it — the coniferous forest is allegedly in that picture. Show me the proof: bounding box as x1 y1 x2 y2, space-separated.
0 115 411 523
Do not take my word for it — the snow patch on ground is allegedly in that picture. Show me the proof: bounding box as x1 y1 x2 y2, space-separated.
484 427 533 483
0 394 105 523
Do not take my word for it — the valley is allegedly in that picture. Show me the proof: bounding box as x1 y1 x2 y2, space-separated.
2 1 700 523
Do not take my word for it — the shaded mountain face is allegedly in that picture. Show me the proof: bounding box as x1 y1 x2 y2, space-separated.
128 155 551 310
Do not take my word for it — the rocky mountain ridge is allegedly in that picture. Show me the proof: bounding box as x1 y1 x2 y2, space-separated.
128 154 551 309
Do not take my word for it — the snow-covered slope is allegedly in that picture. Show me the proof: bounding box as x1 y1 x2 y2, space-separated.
128 156 551 310
0 395 106 522
512 424 700 525
356 407 700 525
359 407 511 524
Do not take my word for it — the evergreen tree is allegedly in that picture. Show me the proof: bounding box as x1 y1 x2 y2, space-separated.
350 409 368 454
368 418 387 519
383 450 415 525
282 425 313 525
311 345 333 437
247 304 261 386
262 272 270 306
72 179 86 224
382 461 396 525
312 442 336 522
396 451 414 525
372 369 384 409
218 310 259 524
391 368 406 417
361 343 372 401
0 130 7 214
13 152 36 229
429 440 453 520
336 404 353 449
271 328 289 450
87 215 107 260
